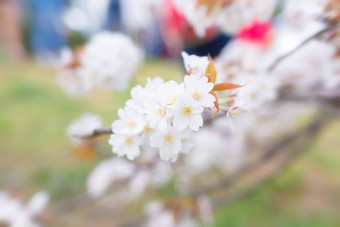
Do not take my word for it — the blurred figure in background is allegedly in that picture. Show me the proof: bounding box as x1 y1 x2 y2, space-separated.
0 0 26 60
119 0 163 57
158 0 232 58
29 0 67 65
63 0 110 35
105 0 121 31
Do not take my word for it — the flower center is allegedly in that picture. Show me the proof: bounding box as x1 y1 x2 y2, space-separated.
156 107 163 115
183 106 191 116
144 126 152 133
125 137 132 144
165 135 173 142
127 121 135 128
171 95 177 102
193 90 200 99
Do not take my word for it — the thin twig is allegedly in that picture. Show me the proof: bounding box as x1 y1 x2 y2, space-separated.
268 24 339 72
281 90 340 117
83 127 112 139
211 114 327 208
81 112 224 139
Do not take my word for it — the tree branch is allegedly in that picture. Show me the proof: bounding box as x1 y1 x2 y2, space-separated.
268 24 339 72
83 127 112 139
191 114 328 198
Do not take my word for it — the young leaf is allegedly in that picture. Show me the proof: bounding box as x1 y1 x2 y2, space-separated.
210 91 219 118
213 82 243 91
205 55 217 84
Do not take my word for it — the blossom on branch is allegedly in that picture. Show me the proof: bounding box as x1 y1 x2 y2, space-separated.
108 52 242 162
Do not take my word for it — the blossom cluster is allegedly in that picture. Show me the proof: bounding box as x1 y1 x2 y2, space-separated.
57 32 142 96
109 52 220 162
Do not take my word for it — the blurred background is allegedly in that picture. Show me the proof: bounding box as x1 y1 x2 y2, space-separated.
0 0 339 226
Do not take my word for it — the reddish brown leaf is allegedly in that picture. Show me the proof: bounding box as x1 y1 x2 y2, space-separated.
213 82 243 91
205 55 217 84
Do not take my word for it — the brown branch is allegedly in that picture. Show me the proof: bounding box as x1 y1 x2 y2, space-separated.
82 127 112 139
211 114 327 209
191 114 328 198
268 24 339 72
281 89 340 117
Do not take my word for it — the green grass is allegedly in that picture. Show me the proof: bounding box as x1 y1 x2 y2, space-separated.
0 59 182 199
214 122 340 227
0 59 339 226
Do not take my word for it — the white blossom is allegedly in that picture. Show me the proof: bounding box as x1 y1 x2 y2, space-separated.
184 75 215 108
181 52 209 76
112 108 146 135
56 49 92 96
57 32 142 96
81 32 142 90
162 80 185 106
67 113 102 139
173 93 204 131
150 129 182 162
109 134 142 160
86 158 136 197
145 101 170 132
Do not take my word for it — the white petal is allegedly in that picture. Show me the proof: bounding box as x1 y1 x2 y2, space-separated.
126 146 140 160
158 117 169 132
112 120 123 134
150 133 165 148
173 115 188 131
191 102 204 114
189 114 203 131
178 92 194 106
159 147 174 161
199 94 215 107
201 82 214 93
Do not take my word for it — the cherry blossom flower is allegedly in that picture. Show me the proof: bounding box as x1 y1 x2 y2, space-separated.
109 134 142 160
80 32 142 90
150 129 182 162
184 75 215 108
86 158 136 197
112 108 146 135
57 32 142 96
173 93 204 131
162 80 185 106
181 52 209 76
145 101 170 132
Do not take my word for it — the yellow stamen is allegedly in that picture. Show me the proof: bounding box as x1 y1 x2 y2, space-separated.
193 91 200 99
156 107 163 115
127 121 135 128
165 135 173 142
144 126 152 133
183 107 191 116
125 137 132 144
